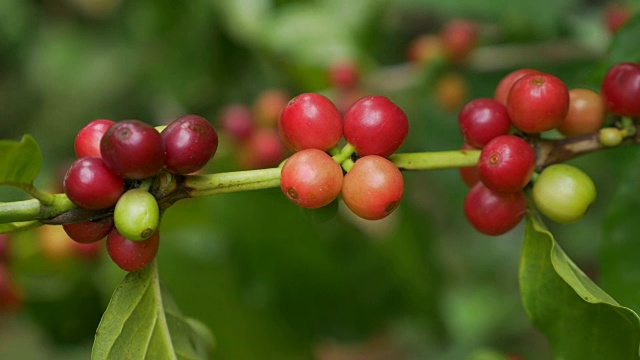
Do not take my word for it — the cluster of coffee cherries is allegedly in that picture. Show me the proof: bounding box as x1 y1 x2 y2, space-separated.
62 115 218 271
278 93 408 220
460 61 640 236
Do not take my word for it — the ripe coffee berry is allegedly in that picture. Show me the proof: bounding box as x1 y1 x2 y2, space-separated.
161 114 218 174
600 62 640 117
114 189 160 241
464 182 527 236
64 157 124 210
458 98 511 148
237 128 285 170
478 135 535 193
280 149 343 209
341 155 404 220
343 96 408 157
218 104 253 142
507 73 569 133
440 19 478 64
100 120 165 179
493 68 541 106
62 218 114 244
557 89 606 137
278 93 343 152
106 228 159 272
74 119 115 158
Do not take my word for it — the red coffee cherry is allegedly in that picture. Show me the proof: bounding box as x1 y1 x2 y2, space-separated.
557 88 606 137
343 96 408 157
100 120 165 179
459 143 481 187
478 135 536 193
494 68 541 106
218 104 254 142
341 155 404 220
62 217 114 244
440 19 478 64
601 62 640 117
278 93 343 152
280 149 343 209
236 128 285 170
74 119 115 158
161 114 219 174
106 228 159 272
458 98 511 148
64 157 124 210
328 59 360 89
604 3 632 33
464 182 527 236
507 73 570 133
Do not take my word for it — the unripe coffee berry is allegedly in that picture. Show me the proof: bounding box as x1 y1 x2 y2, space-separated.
113 188 160 241
478 135 536 193
161 114 218 174
64 157 124 210
557 89 606 137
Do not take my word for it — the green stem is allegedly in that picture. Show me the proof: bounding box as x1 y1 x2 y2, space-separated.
0 220 42 233
389 150 480 170
0 193 75 223
186 168 281 197
332 143 356 164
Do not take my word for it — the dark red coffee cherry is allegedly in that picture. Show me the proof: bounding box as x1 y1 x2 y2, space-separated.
74 119 115 158
494 68 541 106
218 104 254 142
62 217 114 244
507 73 569 133
278 93 343 152
478 135 535 193
161 114 219 174
341 155 404 220
458 98 511 148
100 120 165 179
280 149 343 209
601 62 640 117
343 96 408 157
106 228 159 272
464 182 527 236
459 143 481 187
64 157 124 210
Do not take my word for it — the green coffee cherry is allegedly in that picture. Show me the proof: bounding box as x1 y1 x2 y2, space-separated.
114 188 160 241
598 128 624 147
532 164 596 223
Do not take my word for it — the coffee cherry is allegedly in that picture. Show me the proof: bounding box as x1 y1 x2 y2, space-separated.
74 119 115 158
434 72 468 112
458 98 511 148
459 143 481 187
406 34 443 65
440 19 478 64
218 104 254 142
328 59 360 89
236 128 285 170
162 114 219 174
106 228 159 272
62 217 114 244
64 157 124 210
604 3 632 33
343 96 408 157
280 149 343 209
507 73 569 133
464 182 527 236
278 93 343 152
341 155 404 220
557 89 606 137
532 164 596 223
494 68 541 106
601 62 640 117
599 128 624 147
478 135 536 193
253 88 289 128
100 120 165 179
114 188 160 241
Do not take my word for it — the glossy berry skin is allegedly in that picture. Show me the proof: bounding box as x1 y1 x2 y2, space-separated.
507 73 569 133
280 149 343 209
557 89 606 137
478 135 535 193
494 68 541 106
63 218 114 244
218 104 253 142
600 62 640 117
532 164 596 223
459 143 481 187
278 93 343 152
161 114 218 174
64 157 124 210
114 189 160 241
106 228 159 272
100 120 165 179
341 155 404 220
343 96 408 157
464 182 527 236
74 119 115 158
458 98 511 148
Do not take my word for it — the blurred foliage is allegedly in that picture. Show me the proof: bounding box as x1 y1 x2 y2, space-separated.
0 0 639 359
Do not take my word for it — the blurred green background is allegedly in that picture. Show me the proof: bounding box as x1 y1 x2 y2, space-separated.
0 0 636 359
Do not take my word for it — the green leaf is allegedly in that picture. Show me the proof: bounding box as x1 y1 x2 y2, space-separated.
519 213 640 360
606 12 640 65
92 261 214 360
0 134 42 187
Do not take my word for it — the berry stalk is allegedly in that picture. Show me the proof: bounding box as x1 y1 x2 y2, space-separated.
389 149 480 170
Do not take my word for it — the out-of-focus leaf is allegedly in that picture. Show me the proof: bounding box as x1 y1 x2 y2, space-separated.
606 13 640 65
519 213 640 359
212 0 271 43
92 261 214 360
0 135 42 187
